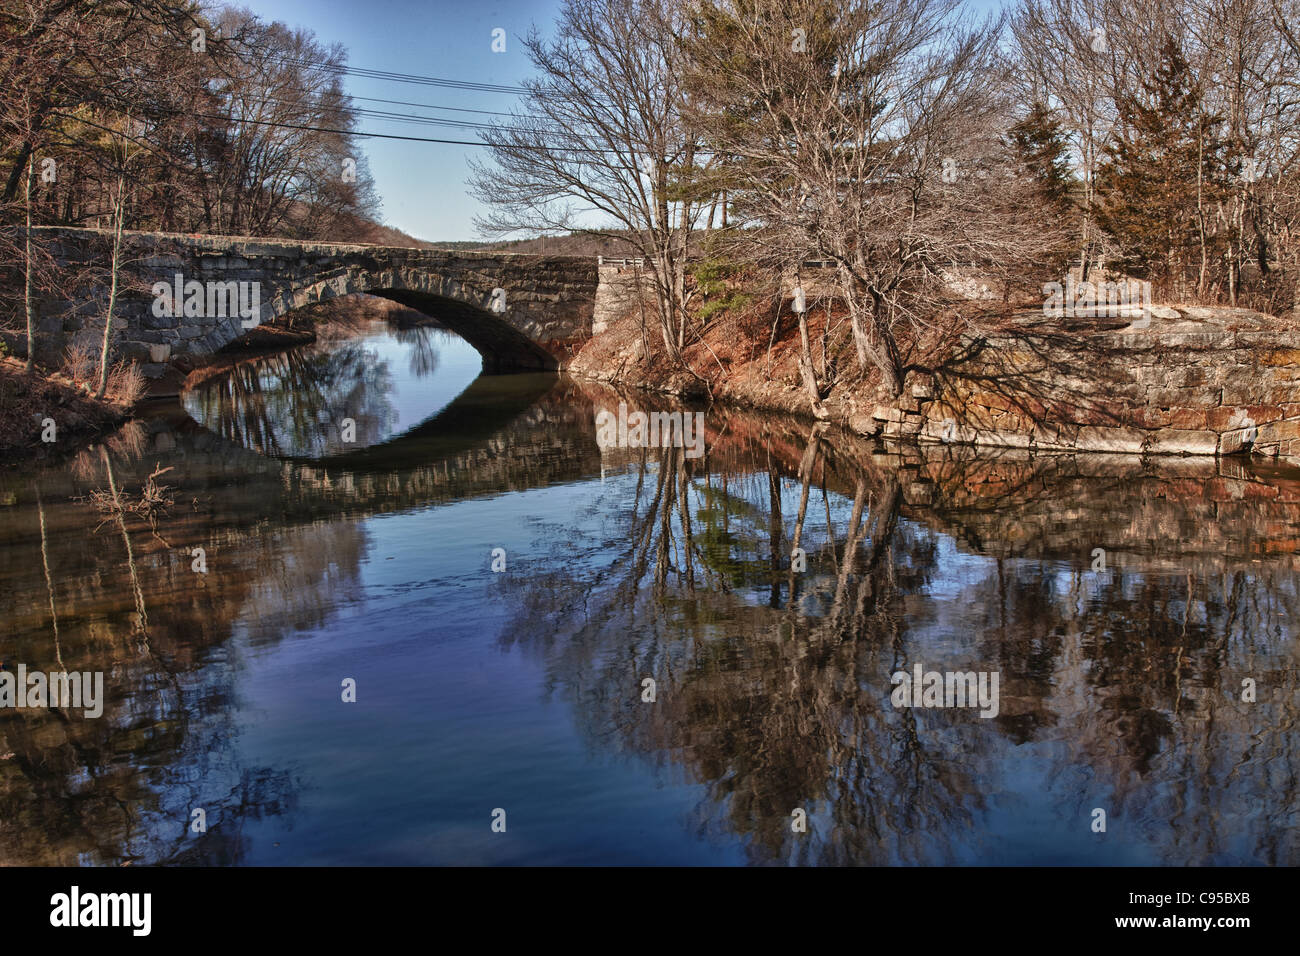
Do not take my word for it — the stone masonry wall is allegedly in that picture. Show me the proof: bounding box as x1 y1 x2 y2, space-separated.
593 261 656 335
20 227 599 375
850 307 1300 463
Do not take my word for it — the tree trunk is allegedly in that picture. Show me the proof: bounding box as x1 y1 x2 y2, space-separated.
96 168 127 399
797 308 827 418
24 155 36 373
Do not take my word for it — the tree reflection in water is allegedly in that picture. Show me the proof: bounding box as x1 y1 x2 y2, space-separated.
0 437 345 865
393 325 440 379
183 325 452 459
2 354 1298 865
493 407 1300 865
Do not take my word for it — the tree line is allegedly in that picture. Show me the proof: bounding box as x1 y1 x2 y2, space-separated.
471 0 1300 405
1 0 382 383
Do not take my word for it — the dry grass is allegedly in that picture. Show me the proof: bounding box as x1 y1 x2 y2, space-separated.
61 336 98 387
105 361 147 405
60 337 147 407
105 420 148 460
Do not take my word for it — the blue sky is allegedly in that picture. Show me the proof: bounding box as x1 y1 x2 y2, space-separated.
247 0 1007 242
247 0 564 241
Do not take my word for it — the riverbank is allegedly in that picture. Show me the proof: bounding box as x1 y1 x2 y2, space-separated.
571 282 1300 466
0 357 132 467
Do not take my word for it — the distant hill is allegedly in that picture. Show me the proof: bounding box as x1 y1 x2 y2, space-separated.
355 222 440 249
424 233 646 257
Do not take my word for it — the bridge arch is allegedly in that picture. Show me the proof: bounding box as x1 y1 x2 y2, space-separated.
26 227 599 374
263 272 562 373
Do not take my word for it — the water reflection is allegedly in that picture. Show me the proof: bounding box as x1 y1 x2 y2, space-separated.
493 408 1300 865
181 323 479 458
1 325 1297 865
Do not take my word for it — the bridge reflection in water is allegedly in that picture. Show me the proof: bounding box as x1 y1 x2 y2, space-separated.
0 328 1296 865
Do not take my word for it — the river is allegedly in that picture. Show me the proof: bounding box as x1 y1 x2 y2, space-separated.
1 315 1297 865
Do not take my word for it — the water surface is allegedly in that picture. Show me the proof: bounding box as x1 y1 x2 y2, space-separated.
1 315 1297 865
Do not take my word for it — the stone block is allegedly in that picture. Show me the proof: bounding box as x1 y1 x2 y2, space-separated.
848 414 880 437
1075 425 1146 453
1257 419 1300 445
1144 428 1219 456
1220 427 1255 455
1208 406 1253 430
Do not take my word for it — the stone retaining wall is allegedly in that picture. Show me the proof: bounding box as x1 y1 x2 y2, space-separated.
849 307 1300 463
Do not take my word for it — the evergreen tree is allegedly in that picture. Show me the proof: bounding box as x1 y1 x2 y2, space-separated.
1094 36 1230 287
1008 101 1077 273
1009 101 1074 212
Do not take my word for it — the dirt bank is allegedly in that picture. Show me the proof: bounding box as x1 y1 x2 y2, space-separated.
0 358 132 467
570 280 951 422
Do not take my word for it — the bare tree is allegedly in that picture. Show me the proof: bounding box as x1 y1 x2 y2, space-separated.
681 0 1052 398
469 0 708 367
94 112 145 398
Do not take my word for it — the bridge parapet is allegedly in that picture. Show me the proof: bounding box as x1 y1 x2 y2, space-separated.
21 227 600 375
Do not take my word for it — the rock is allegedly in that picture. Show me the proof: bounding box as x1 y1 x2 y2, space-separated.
1075 425 1147 454
1144 429 1219 456
1220 427 1256 455
848 414 880 436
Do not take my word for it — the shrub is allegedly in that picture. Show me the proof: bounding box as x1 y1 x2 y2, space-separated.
62 336 98 387
699 291 753 323
105 360 147 406
691 259 739 299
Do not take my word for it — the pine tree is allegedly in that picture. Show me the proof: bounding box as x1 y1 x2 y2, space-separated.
1009 102 1074 212
1094 36 1230 290
1008 101 1077 273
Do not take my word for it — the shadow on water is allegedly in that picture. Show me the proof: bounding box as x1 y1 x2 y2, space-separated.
0 320 1297 865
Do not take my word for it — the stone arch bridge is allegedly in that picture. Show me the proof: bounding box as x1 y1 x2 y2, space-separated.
26 227 607 374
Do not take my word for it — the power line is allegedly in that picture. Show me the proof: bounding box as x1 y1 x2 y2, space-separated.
194 111 493 145
255 52 537 97
60 94 611 152
232 96 501 132
65 56 626 153
247 51 612 106
345 94 513 117
193 111 623 153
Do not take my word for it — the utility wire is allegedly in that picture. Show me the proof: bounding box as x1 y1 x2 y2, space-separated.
344 94 513 117
255 52 537 96
191 111 624 153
